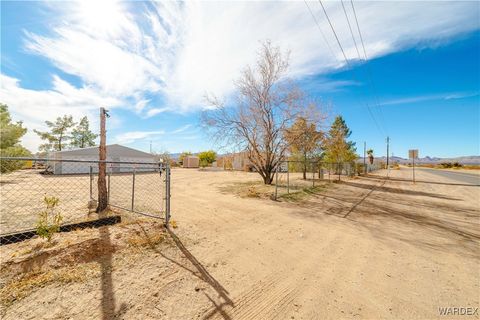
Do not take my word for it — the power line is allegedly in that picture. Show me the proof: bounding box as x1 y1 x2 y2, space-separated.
318 0 351 68
316 0 385 136
340 0 361 59
303 0 337 61
350 0 389 136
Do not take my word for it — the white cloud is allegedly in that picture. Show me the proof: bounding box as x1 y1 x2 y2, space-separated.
171 124 192 134
379 91 479 106
18 1 479 112
114 130 165 144
114 124 193 144
0 74 122 152
2 0 479 151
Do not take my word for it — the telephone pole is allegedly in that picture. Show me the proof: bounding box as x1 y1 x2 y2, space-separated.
386 136 390 178
96 107 109 213
386 137 390 167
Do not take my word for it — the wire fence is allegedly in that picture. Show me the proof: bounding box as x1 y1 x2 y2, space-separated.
0 157 170 244
273 160 381 199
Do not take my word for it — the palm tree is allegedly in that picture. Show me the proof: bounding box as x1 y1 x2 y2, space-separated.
367 149 374 164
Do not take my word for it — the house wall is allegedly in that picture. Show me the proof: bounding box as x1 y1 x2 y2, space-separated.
49 146 157 175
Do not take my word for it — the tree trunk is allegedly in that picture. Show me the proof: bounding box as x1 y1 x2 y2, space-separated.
262 170 274 185
96 108 108 213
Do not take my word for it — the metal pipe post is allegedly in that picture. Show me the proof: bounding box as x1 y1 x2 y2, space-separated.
312 163 315 187
107 167 111 205
131 168 136 211
89 166 93 200
287 161 290 194
274 164 278 200
165 164 171 225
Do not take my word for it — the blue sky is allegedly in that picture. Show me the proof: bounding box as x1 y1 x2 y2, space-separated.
1 1 479 158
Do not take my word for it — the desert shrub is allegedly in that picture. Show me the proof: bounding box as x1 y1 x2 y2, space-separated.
36 196 63 242
453 162 463 168
440 162 453 168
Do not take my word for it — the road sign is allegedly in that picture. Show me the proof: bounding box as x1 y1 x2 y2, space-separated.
408 149 419 184
409 149 419 159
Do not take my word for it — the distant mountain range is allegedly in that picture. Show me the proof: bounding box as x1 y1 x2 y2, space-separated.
360 155 480 165
168 152 479 164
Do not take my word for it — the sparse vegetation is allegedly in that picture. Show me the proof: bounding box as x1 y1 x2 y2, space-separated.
0 104 31 173
0 264 97 307
34 115 75 152
198 150 216 168
279 186 326 202
324 116 357 167
36 196 63 242
203 41 323 185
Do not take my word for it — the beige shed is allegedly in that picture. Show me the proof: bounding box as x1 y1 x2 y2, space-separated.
183 156 199 168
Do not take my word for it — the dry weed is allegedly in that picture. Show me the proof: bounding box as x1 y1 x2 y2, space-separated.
0 263 98 307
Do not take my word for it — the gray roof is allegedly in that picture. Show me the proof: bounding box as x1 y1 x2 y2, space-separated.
51 144 154 158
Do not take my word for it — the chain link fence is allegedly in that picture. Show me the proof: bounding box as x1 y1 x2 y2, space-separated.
273 160 381 199
0 157 170 244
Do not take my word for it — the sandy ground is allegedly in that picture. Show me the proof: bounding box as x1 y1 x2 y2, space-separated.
1 167 479 319
0 169 165 234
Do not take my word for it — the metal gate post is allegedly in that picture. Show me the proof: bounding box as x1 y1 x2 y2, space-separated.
131 168 136 211
165 164 171 225
287 161 289 194
274 164 278 200
107 166 111 206
89 166 93 200
312 162 315 187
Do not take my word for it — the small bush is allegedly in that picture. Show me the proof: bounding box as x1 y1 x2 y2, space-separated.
439 162 453 168
36 196 63 242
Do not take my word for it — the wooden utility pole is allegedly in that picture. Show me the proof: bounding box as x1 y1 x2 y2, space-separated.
96 107 109 213
386 136 390 168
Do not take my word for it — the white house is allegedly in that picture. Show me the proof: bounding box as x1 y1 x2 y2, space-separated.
48 144 157 174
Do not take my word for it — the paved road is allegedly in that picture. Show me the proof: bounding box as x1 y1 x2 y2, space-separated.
416 167 480 185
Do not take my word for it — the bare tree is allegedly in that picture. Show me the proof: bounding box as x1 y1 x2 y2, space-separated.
202 41 316 184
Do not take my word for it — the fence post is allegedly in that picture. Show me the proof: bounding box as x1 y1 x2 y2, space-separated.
131 167 136 211
165 163 171 225
107 166 111 206
274 164 278 200
287 161 289 194
312 162 315 187
89 166 93 200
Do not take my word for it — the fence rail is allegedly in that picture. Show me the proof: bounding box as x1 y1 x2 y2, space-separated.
273 160 381 200
0 157 170 240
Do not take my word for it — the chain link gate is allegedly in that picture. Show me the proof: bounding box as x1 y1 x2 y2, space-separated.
89 162 170 221
0 157 171 244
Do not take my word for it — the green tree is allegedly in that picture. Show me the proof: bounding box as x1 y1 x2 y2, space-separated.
71 116 97 148
34 115 75 152
285 117 323 179
198 150 216 168
0 104 31 173
324 116 357 164
178 151 192 165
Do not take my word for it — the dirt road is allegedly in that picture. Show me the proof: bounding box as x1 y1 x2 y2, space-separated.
1 167 479 319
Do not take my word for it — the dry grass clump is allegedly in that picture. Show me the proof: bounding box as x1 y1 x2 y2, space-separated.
279 186 326 202
0 263 98 307
219 181 274 199
127 232 166 249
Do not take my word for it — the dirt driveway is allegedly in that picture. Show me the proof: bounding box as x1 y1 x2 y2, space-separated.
1 167 479 319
